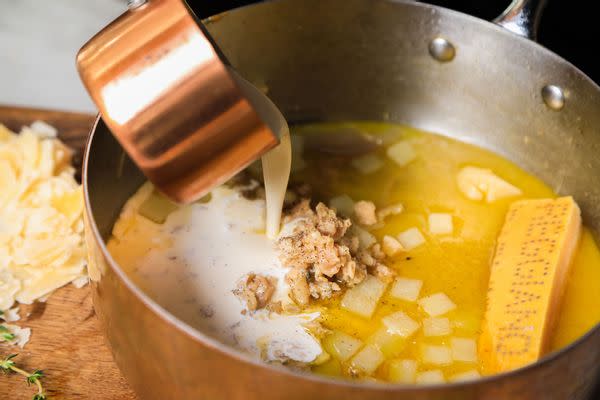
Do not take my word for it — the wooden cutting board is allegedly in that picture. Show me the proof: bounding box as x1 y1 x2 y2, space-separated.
0 106 136 400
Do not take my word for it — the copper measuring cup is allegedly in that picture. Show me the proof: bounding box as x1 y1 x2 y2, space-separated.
76 0 279 203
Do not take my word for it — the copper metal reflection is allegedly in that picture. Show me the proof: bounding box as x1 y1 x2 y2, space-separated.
76 0 278 203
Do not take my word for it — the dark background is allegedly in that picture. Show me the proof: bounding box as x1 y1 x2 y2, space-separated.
188 0 600 84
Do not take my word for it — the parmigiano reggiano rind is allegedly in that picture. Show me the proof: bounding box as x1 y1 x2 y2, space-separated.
479 197 581 374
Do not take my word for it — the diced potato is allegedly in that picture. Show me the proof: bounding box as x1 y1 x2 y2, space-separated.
351 154 384 174
350 344 385 375
382 311 420 338
423 317 452 337
451 310 481 336
323 331 363 362
351 225 378 250
456 166 522 203
341 275 387 318
449 369 481 382
421 344 452 366
388 359 417 383
377 203 404 221
387 141 417 167
313 358 342 377
428 213 453 235
396 227 425 251
390 277 423 302
367 327 408 358
311 351 331 365
416 369 446 384
418 293 456 317
138 190 179 224
382 235 404 257
329 195 355 217
450 337 478 363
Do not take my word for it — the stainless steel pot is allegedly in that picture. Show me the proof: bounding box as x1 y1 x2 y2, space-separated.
82 0 600 398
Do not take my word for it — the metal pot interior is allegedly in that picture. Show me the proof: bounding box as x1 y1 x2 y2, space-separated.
84 0 600 393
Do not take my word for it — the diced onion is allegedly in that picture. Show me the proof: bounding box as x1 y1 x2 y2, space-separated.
418 293 456 317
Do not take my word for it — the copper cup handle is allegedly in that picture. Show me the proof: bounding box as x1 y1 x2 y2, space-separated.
77 0 278 203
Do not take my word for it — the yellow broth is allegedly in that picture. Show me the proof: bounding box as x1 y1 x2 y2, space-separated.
290 122 600 381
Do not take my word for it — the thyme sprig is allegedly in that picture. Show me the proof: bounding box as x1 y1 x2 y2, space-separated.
1 354 46 400
0 324 16 341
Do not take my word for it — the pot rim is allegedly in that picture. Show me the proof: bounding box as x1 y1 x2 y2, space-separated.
82 0 600 391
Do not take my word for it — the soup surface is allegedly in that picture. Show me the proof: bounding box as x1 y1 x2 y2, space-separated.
107 122 600 383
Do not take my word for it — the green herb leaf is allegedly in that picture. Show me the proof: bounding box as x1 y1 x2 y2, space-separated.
27 370 44 384
2 333 15 341
0 324 9 332
33 394 47 400
0 354 17 371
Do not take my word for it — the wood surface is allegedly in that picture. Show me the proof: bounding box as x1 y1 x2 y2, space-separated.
0 105 137 399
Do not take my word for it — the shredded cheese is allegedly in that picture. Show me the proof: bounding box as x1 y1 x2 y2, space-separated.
0 122 87 312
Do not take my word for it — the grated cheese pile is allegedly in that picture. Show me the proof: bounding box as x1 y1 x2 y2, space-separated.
0 122 87 312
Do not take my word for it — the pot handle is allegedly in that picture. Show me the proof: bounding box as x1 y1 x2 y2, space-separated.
493 0 548 40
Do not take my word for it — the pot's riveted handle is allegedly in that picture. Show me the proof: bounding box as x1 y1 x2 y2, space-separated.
77 0 278 204
493 0 548 40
